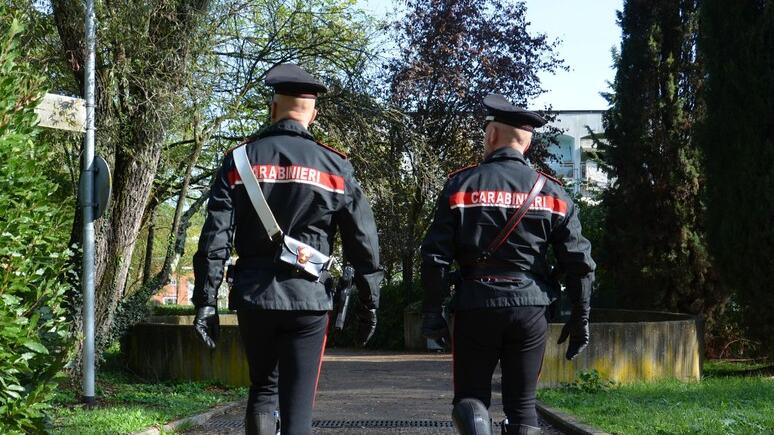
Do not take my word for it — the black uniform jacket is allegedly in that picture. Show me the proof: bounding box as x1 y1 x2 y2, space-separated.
420 147 595 312
192 119 383 311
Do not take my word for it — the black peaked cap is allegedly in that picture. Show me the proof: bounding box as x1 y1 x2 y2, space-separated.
483 94 547 131
265 63 328 96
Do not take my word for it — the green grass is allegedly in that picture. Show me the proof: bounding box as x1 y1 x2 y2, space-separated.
538 361 774 435
52 352 246 434
704 359 773 376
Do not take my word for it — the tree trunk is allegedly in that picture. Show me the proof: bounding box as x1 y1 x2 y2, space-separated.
402 252 415 292
110 124 207 341
142 209 156 285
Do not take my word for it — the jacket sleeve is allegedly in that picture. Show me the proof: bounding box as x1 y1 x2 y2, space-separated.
335 166 383 309
192 155 235 308
550 198 595 306
420 181 456 313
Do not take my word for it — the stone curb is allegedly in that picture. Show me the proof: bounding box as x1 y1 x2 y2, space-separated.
536 402 610 435
132 400 243 435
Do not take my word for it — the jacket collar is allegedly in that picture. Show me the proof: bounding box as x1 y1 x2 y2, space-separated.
258 118 315 141
483 146 527 164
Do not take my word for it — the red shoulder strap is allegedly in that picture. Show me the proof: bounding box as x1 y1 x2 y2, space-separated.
448 164 478 179
225 137 253 155
538 170 563 186
316 141 348 159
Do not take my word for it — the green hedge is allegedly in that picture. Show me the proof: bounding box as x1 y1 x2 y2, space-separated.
149 304 197 316
328 281 422 350
0 14 75 434
149 304 230 316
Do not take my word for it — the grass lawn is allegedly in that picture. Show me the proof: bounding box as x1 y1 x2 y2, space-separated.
538 360 774 435
52 351 246 435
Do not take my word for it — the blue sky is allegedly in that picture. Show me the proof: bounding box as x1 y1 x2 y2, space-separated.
360 0 623 110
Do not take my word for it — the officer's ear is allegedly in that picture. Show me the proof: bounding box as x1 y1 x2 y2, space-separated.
270 100 278 123
488 125 499 148
309 108 318 125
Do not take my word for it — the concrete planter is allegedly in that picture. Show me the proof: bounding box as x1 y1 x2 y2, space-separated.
403 308 424 350
540 309 702 386
123 309 701 387
122 314 249 386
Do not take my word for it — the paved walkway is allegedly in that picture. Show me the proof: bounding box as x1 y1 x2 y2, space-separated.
187 349 562 434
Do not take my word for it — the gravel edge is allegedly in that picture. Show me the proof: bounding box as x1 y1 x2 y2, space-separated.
536 402 610 435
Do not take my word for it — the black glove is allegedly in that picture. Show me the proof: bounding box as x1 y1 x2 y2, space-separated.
193 306 220 349
557 304 590 360
421 312 449 343
354 303 377 347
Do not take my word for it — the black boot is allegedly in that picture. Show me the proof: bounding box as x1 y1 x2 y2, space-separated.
452 398 493 435
245 412 278 435
501 420 541 435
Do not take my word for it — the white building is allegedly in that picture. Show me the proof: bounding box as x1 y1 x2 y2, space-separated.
543 110 608 196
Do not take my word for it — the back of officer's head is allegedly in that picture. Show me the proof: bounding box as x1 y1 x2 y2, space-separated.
484 122 533 157
270 94 318 128
264 63 327 128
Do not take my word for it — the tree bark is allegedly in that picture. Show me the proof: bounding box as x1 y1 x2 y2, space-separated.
142 209 156 286
110 120 207 341
401 252 415 292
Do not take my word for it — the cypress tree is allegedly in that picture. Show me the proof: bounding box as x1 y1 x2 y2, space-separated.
601 0 725 323
700 0 774 352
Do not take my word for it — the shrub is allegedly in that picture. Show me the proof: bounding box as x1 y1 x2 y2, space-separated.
0 13 75 434
149 304 197 316
561 369 616 394
329 280 421 350
148 304 229 316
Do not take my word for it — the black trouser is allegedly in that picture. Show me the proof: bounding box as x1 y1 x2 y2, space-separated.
237 309 329 435
452 306 547 427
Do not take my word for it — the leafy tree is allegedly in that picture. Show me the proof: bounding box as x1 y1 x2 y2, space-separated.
601 0 725 325
6 0 379 370
116 0 382 331
46 0 214 375
0 12 74 433
700 0 774 352
382 0 564 287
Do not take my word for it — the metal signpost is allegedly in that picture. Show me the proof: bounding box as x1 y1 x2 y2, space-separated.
32 2 110 407
81 0 98 405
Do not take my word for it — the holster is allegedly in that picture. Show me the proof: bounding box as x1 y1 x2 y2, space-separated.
226 261 237 311
447 269 462 310
333 266 355 331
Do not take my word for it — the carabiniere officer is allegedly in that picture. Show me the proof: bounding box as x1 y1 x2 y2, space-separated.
420 94 596 435
191 63 384 435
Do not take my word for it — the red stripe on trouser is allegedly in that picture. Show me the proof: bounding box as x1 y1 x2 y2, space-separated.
451 319 456 394
537 316 547 382
312 315 330 407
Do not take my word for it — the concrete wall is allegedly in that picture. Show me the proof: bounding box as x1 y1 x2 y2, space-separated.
123 314 250 386
123 309 701 387
540 310 702 387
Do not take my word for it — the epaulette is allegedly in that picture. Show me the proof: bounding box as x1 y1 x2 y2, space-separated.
225 137 253 155
448 164 478 179
538 170 564 186
316 141 348 159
